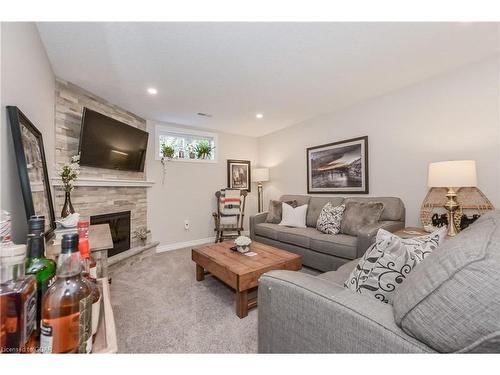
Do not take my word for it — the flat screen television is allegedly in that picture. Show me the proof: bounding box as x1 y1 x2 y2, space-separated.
78 108 149 172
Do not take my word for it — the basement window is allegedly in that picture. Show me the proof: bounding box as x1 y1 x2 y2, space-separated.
155 124 218 163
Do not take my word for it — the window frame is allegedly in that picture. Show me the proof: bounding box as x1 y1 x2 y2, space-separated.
154 124 218 163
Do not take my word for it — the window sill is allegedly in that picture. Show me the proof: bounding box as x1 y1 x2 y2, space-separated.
156 157 218 164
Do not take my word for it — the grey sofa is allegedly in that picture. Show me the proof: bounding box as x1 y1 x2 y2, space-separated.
250 195 405 271
258 210 500 353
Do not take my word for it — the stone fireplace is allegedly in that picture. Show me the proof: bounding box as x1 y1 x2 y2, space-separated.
90 211 131 257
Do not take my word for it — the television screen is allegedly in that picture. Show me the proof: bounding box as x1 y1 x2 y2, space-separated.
78 108 149 172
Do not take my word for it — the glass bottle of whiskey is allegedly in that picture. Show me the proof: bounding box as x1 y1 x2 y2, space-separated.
25 216 56 341
0 243 37 353
40 233 92 353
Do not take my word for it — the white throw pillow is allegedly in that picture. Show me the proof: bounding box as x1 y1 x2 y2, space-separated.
344 226 447 304
279 203 308 228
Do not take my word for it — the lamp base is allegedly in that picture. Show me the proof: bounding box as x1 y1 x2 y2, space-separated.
257 183 263 213
444 187 459 237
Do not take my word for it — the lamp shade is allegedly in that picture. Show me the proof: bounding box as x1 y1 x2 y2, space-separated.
428 160 477 188
252 168 270 182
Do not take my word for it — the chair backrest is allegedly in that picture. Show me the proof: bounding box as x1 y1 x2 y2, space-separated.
215 189 248 228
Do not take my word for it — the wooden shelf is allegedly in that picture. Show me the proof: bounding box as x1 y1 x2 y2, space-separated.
92 278 118 353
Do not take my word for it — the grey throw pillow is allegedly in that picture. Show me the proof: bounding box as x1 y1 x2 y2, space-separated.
266 200 297 223
393 211 500 353
340 201 384 236
316 203 345 234
344 227 447 304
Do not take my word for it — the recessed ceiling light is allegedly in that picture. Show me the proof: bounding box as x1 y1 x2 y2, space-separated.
256 113 264 119
147 88 158 95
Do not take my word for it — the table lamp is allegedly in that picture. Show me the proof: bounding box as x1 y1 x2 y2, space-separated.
427 160 477 236
252 168 270 213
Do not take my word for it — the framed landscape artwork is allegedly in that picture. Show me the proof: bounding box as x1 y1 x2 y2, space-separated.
307 136 368 194
227 159 251 192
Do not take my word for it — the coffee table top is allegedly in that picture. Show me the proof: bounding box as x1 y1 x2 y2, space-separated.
192 241 302 276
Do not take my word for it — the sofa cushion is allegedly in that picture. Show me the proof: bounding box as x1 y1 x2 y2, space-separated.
318 259 358 286
393 211 500 353
277 226 319 248
344 197 404 221
316 203 345 235
254 223 280 240
266 199 297 223
341 201 384 236
306 197 345 228
280 194 311 207
344 227 447 305
309 233 358 260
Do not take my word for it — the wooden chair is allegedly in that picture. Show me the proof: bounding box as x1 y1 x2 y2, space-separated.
212 189 248 243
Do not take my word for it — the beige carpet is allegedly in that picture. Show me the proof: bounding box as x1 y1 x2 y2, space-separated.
109 247 259 353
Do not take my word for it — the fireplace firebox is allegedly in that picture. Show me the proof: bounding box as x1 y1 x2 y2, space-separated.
90 211 131 257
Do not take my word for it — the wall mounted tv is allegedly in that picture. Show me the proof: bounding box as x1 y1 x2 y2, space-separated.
78 108 149 172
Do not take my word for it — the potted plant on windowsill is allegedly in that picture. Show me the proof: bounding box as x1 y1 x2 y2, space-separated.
195 140 214 160
161 144 175 184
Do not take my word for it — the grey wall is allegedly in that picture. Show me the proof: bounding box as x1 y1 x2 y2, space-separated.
258 57 500 226
1 22 55 243
146 120 259 249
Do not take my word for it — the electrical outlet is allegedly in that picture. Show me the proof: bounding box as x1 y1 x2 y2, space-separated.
184 219 189 230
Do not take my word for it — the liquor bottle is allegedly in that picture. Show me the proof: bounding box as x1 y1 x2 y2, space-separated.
77 220 97 278
25 216 56 340
40 233 92 353
78 220 101 337
0 243 37 353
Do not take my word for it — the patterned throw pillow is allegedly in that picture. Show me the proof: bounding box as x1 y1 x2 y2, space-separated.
316 203 345 234
344 227 447 304
265 200 297 223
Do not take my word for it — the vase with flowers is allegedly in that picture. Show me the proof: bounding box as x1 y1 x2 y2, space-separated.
234 235 252 253
59 154 80 218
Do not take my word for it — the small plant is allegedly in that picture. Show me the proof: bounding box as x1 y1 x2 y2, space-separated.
59 154 81 193
134 227 150 244
161 144 175 159
195 140 214 159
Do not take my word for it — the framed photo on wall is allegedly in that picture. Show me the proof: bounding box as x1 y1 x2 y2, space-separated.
307 136 368 194
227 159 251 192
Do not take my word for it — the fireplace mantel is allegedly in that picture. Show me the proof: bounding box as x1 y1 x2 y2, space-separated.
51 177 155 188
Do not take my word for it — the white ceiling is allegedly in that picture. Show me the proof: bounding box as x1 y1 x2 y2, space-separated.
37 22 498 137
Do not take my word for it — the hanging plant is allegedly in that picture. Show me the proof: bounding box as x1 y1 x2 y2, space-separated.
195 140 214 160
160 144 175 184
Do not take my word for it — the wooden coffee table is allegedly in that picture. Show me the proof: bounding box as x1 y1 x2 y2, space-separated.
192 241 302 318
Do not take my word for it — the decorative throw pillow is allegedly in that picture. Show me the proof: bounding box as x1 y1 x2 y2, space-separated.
279 203 308 228
266 200 298 223
344 226 447 304
340 201 384 236
316 203 345 234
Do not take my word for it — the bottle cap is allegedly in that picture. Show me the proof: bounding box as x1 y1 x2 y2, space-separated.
28 216 45 234
61 233 79 254
77 220 90 229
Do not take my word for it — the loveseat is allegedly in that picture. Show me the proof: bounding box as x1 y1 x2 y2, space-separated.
258 210 500 353
250 195 405 271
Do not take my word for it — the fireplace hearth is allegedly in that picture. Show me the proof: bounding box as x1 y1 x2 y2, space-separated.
90 211 131 257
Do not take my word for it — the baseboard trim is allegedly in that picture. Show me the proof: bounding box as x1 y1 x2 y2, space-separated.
156 237 216 253
155 231 250 253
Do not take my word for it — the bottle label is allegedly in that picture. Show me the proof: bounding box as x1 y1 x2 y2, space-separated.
23 287 36 345
78 295 92 353
39 323 53 353
89 266 97 280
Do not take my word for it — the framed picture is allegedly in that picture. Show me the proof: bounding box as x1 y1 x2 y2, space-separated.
7 106 57 238
227 160 251 192
307 136 368 194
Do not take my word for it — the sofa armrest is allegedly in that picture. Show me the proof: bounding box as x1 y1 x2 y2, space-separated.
250 212 268 239
258 270 433 353
356 220 404 258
